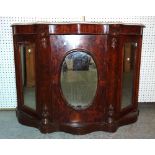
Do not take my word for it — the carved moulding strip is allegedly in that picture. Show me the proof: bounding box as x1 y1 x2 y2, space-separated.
111 38 117 49
40 104 50 132
107 104 115 124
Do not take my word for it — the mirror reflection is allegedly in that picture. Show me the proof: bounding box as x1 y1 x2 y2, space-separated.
121 42 136 109
19 44 36 110
61 51 98 109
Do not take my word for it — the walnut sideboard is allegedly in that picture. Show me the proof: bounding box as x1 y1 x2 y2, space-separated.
12 22 144 134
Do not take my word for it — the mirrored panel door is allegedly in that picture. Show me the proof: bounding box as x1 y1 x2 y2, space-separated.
19 43 36 110
61 51 98 110
121 42 137 109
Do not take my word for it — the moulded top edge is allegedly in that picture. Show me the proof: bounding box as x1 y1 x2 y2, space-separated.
11 21 145 27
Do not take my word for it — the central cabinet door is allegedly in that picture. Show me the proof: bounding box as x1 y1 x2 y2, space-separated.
50 35 107 123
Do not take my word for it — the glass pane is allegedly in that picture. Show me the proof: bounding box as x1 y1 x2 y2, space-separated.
19 44 36 110
61 51 97 109
121 42 136 109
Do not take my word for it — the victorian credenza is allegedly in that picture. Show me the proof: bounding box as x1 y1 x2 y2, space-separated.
12 22 144 134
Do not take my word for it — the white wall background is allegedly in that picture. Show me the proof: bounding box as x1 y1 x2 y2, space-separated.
0 16 155 109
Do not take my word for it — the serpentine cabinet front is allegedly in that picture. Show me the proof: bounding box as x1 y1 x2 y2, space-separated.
12 23 144 134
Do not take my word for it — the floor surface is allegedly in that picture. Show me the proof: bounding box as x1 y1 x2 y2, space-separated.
0 103 155 139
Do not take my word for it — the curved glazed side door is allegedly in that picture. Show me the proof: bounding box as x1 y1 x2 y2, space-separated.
14 41 37 115
119 36 142 113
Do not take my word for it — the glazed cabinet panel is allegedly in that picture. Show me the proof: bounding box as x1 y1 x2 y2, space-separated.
19 43 36 109
15 41 37 114
119 36 142 114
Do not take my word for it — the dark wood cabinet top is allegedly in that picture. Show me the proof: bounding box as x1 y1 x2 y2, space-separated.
11 22 145 26
12 22 144 35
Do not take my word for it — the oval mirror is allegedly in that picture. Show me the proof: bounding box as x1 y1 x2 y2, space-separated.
61 51 98 110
